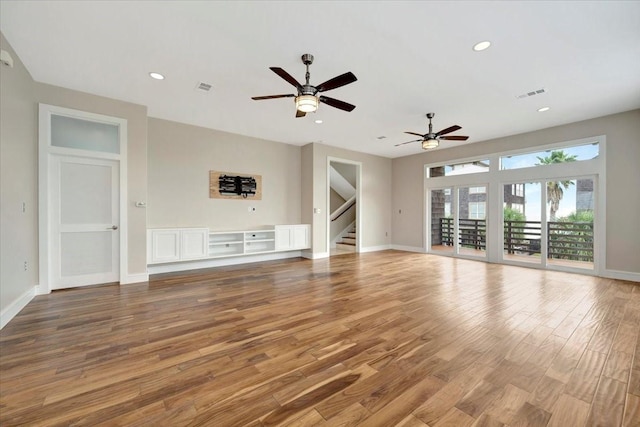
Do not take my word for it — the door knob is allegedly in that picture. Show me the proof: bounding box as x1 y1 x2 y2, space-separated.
108 225 118 230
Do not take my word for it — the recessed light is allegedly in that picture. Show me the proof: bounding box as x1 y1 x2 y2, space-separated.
473 41 491 52
149 72 165 80
314 119 323 124
537 106 550 112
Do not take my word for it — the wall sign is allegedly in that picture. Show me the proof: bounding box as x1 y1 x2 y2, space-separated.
209 171 262 200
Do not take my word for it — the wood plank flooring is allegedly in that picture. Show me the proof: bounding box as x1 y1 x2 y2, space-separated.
1 251 639 426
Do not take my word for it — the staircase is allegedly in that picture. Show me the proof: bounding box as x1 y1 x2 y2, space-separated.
336 226 357 252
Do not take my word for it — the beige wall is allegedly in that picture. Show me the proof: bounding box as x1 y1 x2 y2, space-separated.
1 33 38 314
307 143 392 254
147 118 301 230
36 84 149 278
300 144 314 250
1 30 148 320
391 109 640 274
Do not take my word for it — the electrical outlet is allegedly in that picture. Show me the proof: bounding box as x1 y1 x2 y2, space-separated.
24 261 27 271
22 202 26 213
385 231 388 237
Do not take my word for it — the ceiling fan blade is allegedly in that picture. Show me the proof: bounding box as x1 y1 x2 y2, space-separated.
296 110 306 118
439 135 469 141
251 94 295 100
404 131 425 137
394 139 422 147
316 72 357 92
319 95 356 112
270 67 303 90
436 125 462 136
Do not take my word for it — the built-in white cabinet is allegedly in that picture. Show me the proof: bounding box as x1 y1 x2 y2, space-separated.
275 225 310 251
180 228 209 260
148 228 208 263
149 225 310 264
148 229 180 263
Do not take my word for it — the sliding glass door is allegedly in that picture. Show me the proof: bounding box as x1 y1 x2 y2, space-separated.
502 178 595 271
502 182 542 265
545 177 594 270
458 186 487 257
429 186 487 259
430 188 454 254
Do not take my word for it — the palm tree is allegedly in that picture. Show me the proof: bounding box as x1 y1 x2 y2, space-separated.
536 150 578 221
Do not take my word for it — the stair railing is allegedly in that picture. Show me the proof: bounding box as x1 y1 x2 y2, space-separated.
330 195 356 222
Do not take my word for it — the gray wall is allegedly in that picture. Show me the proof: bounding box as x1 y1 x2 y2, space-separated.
147 118 301 230
392 109 640 275
1 33 38 314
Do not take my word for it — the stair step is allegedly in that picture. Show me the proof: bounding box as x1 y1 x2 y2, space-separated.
346 232 356 238
340 237 356 245
335 242 356 252
338 241 356 246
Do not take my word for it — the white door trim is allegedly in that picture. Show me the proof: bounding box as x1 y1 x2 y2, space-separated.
327 157 362 254
38 104 128 294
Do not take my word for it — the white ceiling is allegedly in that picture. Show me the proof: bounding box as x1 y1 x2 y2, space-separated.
2 1 639 158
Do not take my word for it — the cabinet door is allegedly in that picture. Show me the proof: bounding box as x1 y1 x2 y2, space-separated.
293 225 310 249
275 226 293 251
150 230 180 263
181 229 208 260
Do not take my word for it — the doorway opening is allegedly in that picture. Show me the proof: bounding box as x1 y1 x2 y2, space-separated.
327 158 361 256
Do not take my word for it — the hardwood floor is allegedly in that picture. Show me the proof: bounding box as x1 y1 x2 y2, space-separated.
1 251 639 426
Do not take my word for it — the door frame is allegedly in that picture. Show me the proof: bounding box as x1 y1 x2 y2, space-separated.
326 157 362 254
38 104 128 294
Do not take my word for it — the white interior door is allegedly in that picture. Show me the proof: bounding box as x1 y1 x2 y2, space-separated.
51 155 119 289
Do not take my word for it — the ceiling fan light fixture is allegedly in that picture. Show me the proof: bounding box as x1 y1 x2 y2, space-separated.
296 95 318 113
422 139 439 150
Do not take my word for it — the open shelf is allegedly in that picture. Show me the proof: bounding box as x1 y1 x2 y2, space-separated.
209 231 245 257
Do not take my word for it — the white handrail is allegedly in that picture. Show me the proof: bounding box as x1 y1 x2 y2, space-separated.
330 195 356 221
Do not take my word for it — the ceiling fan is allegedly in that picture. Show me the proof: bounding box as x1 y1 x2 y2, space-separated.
251 54 357 118
395 113 469 150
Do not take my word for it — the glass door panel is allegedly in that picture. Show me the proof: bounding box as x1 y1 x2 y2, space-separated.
430 188 454 254
503 182 542 264
546 178 594 270
457 186 487 257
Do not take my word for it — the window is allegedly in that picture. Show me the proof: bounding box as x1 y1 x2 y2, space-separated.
500 142 598 170
513 184 524 197
469 202 486 219
427 160 490 178
469 186 486 194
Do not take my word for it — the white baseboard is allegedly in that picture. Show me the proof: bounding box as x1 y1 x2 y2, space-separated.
303 251 329 260
1 286 36 330
602 269 640 283
148 251 304 275
121 273 150 285
390 244 426 253
360 245 391 253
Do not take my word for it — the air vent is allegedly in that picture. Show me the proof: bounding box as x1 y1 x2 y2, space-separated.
196 82 213 92
516 88 546 99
